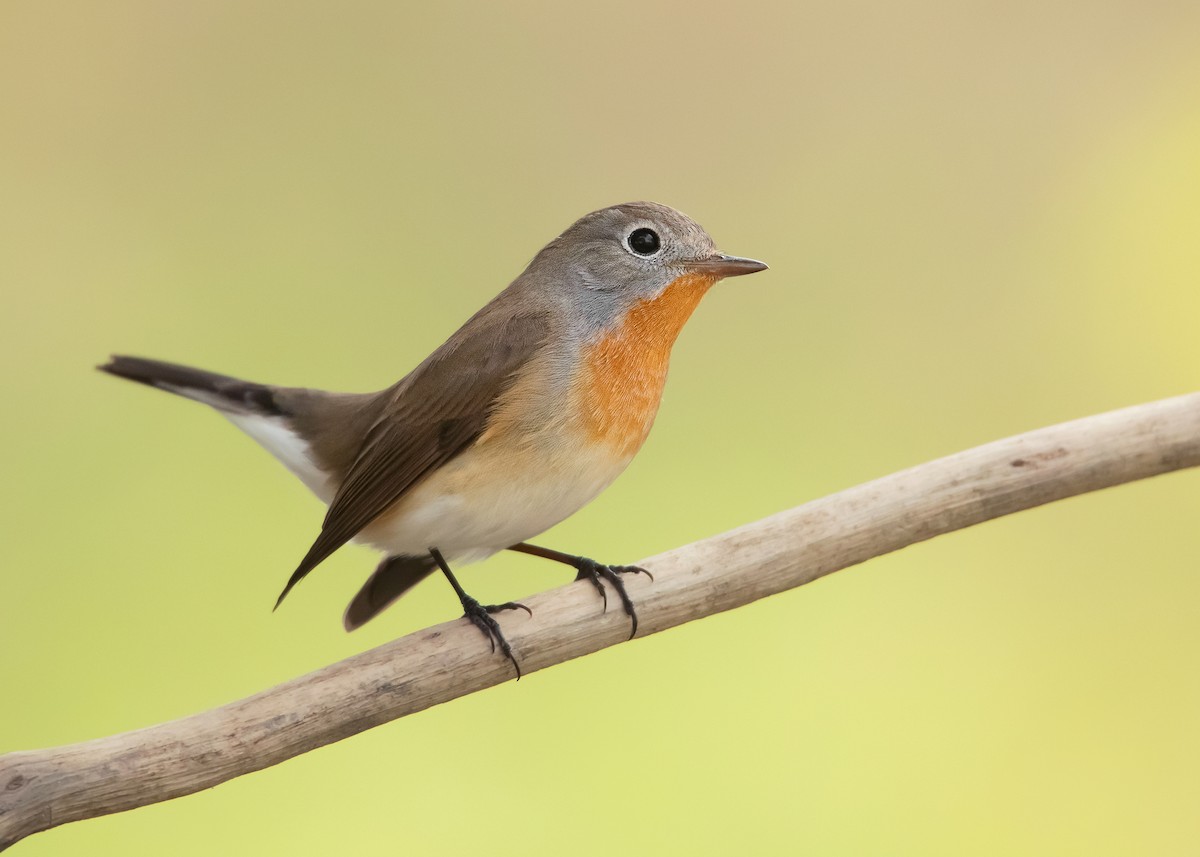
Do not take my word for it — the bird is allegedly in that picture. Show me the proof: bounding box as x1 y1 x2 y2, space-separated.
99 201 767 677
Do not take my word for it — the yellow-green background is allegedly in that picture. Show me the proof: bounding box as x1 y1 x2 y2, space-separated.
3 1 1199 853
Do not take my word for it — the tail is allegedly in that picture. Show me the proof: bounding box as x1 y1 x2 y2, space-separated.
101 355 399 611
98 355 288 417
342 554 439 631
99 355 340 505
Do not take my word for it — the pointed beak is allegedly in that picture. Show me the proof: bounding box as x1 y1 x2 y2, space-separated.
683 253 769 278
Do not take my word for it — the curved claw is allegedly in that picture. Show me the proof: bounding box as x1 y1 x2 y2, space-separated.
626 565 654 583
575 567 609 612
573 559 651 640
598 567 639 640
470 614 498 654
487 601 533 618
461 597 523 679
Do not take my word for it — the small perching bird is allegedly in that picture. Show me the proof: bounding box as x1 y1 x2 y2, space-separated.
100 201 767 676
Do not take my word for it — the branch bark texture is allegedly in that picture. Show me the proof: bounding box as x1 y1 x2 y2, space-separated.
3 393 1199 849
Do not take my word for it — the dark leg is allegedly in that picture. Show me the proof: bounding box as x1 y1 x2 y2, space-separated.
430 547 530 679
507 542 652 640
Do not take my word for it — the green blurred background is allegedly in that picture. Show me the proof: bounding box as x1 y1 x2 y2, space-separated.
3 0 1199 853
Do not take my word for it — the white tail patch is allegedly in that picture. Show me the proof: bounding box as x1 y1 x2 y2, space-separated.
223 412 335 503
157 383 241 412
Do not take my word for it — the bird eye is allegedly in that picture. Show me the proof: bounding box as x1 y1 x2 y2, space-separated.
626 227 661 256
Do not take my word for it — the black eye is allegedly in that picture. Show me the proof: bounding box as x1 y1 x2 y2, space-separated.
627 227 660 256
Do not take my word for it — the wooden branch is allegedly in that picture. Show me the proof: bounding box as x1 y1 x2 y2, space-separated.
3 393 1199 850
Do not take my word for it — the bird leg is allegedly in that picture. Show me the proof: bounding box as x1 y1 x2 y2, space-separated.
429 548 530 679
506 542 652 640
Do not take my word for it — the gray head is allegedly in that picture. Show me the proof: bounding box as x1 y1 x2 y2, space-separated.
523 201 767 328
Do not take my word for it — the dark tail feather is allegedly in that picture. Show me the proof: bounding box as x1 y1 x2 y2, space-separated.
98 355 286 417
342 554 439 631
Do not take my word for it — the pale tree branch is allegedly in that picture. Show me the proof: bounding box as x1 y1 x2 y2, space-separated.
3 393 1199 850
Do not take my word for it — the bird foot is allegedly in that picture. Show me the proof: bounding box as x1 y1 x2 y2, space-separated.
573 559 653 640
460 596 530 679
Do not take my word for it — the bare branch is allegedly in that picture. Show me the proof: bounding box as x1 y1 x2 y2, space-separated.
3 392 1198 850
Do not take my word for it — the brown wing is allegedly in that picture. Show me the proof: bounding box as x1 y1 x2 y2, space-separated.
274 310 549 607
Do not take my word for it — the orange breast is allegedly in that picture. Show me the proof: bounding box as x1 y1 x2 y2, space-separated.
577 273 716 456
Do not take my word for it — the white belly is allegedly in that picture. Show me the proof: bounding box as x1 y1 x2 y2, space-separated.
354 435 632 563
223 403 635 564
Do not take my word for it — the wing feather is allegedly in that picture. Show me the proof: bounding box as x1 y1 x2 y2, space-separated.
274 310 549 607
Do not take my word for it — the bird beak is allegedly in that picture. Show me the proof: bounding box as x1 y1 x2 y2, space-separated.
684 253 769 278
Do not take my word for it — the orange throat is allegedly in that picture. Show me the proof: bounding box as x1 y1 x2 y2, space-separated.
578 273 717 456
